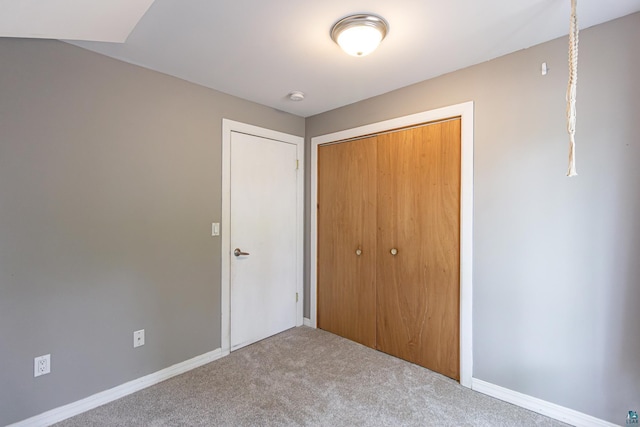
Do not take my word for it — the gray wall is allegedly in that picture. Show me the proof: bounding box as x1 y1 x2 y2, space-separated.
0 39 304 425
305 12 640 425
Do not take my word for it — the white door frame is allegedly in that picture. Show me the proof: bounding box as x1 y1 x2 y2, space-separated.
309 101 474 387
221 119 304 355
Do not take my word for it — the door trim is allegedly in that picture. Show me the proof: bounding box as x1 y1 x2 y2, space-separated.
221 119 304 355
309 101 474 388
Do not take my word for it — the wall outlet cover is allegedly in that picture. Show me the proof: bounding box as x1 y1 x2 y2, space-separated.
133 329 145 348
34 354 51 377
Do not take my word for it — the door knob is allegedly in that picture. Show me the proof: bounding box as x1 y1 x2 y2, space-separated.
355 248 362 256
234 248 250 257
390 248 398 256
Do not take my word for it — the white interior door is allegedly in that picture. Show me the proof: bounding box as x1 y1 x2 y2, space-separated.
230 131 298 351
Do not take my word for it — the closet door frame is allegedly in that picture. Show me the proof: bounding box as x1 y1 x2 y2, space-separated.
309 101 474 388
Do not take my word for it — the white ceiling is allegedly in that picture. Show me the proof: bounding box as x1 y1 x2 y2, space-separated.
4 0 640 117
0 0 154 42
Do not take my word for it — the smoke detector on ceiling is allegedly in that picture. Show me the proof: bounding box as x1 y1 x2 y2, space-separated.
288 91 305 101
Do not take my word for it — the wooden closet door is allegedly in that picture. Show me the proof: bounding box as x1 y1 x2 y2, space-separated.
376 119 461 380
317 137 377 347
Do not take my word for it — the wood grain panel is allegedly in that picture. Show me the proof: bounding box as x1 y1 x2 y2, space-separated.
376 119 461 379
317 137 377 347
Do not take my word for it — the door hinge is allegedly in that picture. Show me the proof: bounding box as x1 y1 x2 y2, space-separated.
296 159 299 170
296 292 299 302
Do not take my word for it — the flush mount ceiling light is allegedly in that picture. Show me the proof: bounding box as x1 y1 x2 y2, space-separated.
330 14 389 57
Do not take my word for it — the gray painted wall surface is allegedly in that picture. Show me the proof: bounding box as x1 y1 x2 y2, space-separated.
305 12 640 425
0 39 304 425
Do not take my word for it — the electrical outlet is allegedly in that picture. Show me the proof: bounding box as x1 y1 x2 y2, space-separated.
34 354 50 377
133 329 145 348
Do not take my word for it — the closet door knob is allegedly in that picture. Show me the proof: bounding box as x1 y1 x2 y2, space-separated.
355 249 362 256
390 248 398 256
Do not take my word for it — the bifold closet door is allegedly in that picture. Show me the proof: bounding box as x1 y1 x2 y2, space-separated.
376 119 461 380
317 137 377 348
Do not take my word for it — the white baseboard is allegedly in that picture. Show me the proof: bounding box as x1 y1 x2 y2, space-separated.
303 317 313 327
471 378 618 427
10 348 225 427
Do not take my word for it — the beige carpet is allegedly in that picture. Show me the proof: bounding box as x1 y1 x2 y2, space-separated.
55 327 567 426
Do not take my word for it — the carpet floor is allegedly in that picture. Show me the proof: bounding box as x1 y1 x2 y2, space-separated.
55 326 568 426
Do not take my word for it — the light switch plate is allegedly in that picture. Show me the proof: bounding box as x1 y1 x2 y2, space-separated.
211 222 220 236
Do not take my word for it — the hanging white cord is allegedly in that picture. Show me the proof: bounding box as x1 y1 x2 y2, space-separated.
566 0 579 176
